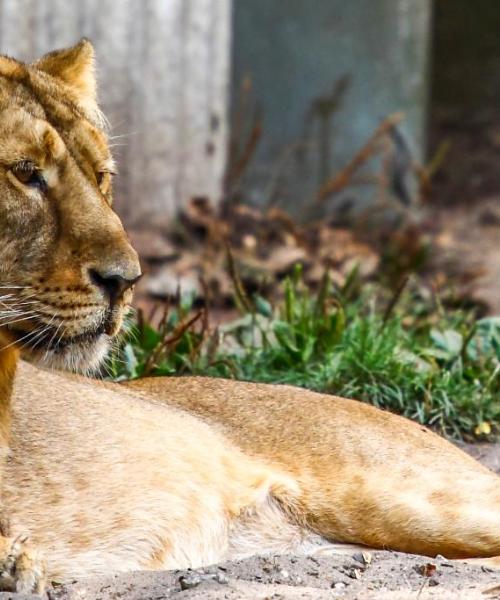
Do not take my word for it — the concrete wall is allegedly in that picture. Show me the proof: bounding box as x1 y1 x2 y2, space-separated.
0 0 231 226
231 0 431 219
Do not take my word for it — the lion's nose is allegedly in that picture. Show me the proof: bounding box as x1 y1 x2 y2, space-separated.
89 268 142 303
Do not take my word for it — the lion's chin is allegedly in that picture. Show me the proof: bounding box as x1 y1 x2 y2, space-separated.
25 334 111 375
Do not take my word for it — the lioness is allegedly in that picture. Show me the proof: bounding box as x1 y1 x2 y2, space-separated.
0 40 498 594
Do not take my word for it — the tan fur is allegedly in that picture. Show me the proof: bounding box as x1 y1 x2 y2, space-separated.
0 42 498 591
0 347 18 447
8 362 311 581
0 40 139 373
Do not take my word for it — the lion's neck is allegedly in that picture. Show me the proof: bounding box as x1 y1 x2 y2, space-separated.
0 340 18 447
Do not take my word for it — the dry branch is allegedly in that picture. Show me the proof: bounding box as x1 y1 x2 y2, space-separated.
316 112 405 204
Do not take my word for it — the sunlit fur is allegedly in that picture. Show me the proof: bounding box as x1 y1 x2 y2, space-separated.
0 42 498 593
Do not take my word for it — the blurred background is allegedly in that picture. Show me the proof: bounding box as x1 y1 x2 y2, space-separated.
1 0 498 316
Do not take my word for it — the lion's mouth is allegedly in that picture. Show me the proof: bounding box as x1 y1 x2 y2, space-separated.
6 318 115 373
4 306 124 372
8 321 107 352
50 328 105 350
5 302 125 353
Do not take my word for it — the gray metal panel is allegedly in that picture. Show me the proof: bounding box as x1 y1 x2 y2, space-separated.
231 0 431 218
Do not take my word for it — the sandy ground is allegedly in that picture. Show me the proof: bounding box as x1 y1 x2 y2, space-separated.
0 442 497 600
8 548 498 599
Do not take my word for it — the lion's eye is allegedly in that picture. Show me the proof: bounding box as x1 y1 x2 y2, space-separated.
96 171 112 195
12 161 47 193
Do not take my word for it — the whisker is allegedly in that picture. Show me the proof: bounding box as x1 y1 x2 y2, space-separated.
16 292 41 303
0 314 38 328
108 131 137 140
0 303 38 312
0 304 37 314
0 308 37 320
41 320 64 363
0 323 47 352
27 314 57 353
0 305 36 314
54 321 67 351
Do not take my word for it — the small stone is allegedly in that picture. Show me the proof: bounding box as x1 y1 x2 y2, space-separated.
331 581 347 589
279 569 289 579
353 551 372 565
348 568 362 580
436 555 453 568
215 573 229 584
179 573 201 590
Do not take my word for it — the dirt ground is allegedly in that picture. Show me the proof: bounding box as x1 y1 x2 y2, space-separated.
29 552 500 600
10 541 499 599
432 198 500 315
0 443 496 600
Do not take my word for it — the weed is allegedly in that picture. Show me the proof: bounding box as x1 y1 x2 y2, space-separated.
107 268 499 440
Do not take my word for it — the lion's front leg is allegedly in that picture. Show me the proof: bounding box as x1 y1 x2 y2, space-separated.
0 533 46 593
0 347 45 593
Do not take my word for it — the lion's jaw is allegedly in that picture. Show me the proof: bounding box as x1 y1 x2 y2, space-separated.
0 41 141 374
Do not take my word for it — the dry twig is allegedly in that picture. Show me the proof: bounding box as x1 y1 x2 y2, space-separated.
316 112 405 204
143 311 204 376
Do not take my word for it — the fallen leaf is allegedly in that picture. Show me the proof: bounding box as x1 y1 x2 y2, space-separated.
475 422 492 436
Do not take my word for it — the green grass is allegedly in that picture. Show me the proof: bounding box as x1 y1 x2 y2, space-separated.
107 267 500 441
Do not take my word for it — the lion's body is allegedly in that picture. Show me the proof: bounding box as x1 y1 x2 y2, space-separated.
0 41 498 591
7 362 310 579
4 361 500 581
126 377 500 559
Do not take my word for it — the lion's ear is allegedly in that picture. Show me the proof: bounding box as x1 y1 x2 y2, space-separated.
33 39 96 103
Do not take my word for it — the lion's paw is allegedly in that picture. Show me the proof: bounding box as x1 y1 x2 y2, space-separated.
0 533 46 594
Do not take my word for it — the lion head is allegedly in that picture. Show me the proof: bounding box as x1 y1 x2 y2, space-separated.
0 40 141 373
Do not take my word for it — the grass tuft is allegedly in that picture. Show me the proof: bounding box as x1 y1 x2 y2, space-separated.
107 267 499 441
